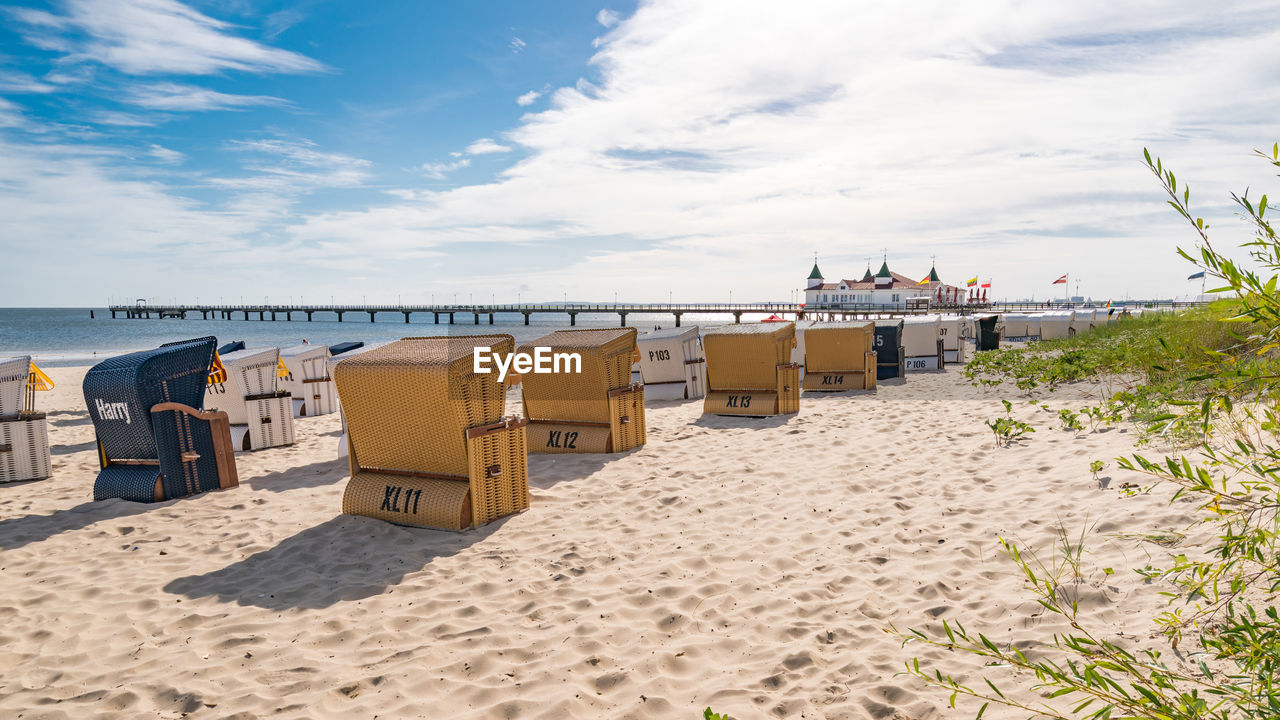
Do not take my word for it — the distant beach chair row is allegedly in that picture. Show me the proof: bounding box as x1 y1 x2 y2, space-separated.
54 310 1122 526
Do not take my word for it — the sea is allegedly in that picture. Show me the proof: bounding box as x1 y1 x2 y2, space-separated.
0 308 754 367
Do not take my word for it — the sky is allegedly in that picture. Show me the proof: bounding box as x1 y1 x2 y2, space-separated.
2 0 1279 306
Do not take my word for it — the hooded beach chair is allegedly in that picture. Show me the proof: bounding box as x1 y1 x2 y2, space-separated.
203 347 295 451
635 326 706 402
83 337 238 502
901 316 945 371
800 321 877 391
1000 313 1030 341
0 356 52 483
519 328 645 453
1039 311 1074 340
334 336 529 531
975 315 1002 351
279 344 336 417
936 314 969 363
873 320 907 380
702 322 800 416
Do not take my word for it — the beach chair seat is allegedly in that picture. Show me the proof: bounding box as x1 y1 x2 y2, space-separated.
204 347 295 451
84 337 239 503
520 328 646 453
0 356 52 484
334 336 530 531
799 321 877 391
635 326 706 402
703 323 800 416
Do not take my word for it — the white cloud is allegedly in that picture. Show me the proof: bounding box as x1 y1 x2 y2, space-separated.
516 89 542 106
465 137 512 155
279 0 1280 302
0 97 22 127
127 82 289 111
421 158 471 179
596 9 620 28
6 0 1280 305
7 0 324 75
0 71 56 93
509 37 526 53
147 144 184 164
89 110 162 126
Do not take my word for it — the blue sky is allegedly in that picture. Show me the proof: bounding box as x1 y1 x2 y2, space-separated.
2 0 1279 306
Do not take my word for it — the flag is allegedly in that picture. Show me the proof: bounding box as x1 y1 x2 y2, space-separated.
1052 274 1067 284
980 281 991 289
1187 271 1205 280
966 277 978 287
917 275 931 285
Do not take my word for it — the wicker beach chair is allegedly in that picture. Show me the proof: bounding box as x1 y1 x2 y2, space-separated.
873 320 907 380
519 328 645 453
204 346 295 451
0 356 52 483
800 321 877 391
703 322 800 416
635 326 706 402
83 337 238 503
334 336 529 531
279 344 336 417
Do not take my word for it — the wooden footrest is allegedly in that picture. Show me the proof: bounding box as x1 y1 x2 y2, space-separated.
343 471 473 530
526 422 614 453
703 390 781 416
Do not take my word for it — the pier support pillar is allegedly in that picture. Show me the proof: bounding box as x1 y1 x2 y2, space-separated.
733 311 742 324
258 311 264 321
369 311 376 323
619 312 628 327
337 311 344 322
243 311 250 320
306 311 313 322
674 312 682 327
404 312 411 323
569 312 578 326
523 312 531 325
433 312 439 323
271 312 276 321
488 313 494 325
449 313 455 324
90 310 95 319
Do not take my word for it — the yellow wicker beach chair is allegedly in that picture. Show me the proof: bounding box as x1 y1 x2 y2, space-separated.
703 322 800 415
518 328 645 453
801 321 877 391
333 336 529 531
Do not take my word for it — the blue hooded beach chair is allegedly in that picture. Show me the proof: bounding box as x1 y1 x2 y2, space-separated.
84 337 239 503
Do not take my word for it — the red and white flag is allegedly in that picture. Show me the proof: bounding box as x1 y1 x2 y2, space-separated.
1052 274 1067 284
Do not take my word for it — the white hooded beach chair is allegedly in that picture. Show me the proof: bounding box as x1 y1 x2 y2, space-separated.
1070 310 1095 335
635 326 706 402
936 314 969 363
204 347 295 451
1039 311 1075 340
901 316 945 371
279 344 336 417
0 356 51 483
1000 313 1030 341
1024 314 1043 340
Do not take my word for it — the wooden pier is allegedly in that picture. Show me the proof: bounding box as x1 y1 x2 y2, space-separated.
103 300 1204 326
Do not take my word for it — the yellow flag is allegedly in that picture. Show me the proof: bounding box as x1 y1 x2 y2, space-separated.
28 363 54 391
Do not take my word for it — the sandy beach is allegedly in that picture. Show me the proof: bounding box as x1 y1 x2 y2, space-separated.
0 364 1204 720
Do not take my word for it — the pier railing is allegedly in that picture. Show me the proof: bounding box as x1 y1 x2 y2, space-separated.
104 300 1206 326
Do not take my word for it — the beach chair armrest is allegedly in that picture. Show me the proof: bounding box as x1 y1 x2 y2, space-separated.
151 402 239 498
